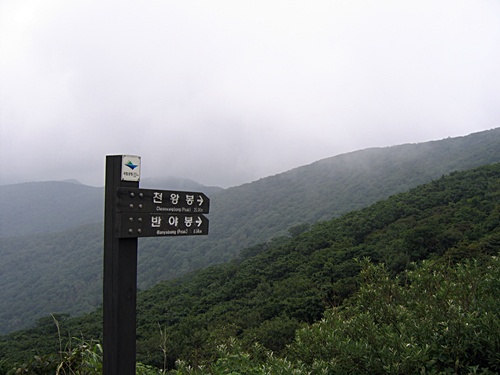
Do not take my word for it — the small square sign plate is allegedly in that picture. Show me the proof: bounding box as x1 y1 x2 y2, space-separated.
121 155 141 182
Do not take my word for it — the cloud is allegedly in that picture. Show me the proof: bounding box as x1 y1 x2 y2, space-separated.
1 0 499 187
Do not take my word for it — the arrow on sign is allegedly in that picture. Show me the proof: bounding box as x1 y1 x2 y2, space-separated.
197 196 204 206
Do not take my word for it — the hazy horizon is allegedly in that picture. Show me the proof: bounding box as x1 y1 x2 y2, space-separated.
1 127 497 188
1 1 499 188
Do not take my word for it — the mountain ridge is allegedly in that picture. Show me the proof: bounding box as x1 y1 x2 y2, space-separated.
0 128 499 334
0 178 222 238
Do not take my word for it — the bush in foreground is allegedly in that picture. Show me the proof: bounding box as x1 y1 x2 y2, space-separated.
5 257 499 374
175 257 500 374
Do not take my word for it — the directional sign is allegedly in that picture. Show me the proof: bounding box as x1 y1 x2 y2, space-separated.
117 187 210 214
118 213 209 238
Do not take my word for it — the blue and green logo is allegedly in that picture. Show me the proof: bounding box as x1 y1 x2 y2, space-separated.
125 161 138 170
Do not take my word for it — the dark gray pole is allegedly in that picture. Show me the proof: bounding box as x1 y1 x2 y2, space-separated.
103 155 139 375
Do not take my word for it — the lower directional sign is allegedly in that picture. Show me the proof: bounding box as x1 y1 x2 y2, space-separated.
118 213 209 238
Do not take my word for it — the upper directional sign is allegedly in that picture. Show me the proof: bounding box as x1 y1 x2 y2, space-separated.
117 187 210 214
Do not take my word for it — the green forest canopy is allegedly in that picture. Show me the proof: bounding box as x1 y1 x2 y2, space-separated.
1 162 499 373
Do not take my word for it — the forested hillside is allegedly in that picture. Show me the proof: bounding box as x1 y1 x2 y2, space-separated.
138 128 500 287
0 224 102 334
1 162 498 373
0 128 499 335
0 179 221 334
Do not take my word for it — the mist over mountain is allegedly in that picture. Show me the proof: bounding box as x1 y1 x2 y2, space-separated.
0 128 499 334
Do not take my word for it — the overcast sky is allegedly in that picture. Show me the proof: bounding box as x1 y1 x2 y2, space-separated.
1 0 499 188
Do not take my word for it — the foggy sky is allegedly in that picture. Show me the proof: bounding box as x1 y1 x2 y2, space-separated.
1 0 499 188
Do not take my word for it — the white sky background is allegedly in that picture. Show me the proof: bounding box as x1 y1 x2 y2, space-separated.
1 0 499 187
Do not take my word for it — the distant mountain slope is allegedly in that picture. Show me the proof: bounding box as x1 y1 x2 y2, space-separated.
0 128 499 334
137 127 500 285
0 181 103 237
216 127 500 230
141 176 223 196
2 162 498 369
0 178 222 238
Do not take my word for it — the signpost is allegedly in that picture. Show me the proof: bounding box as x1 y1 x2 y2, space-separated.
103 155 209 375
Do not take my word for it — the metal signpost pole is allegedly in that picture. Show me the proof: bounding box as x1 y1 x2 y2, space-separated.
103 154 209 374
103 155 140 375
